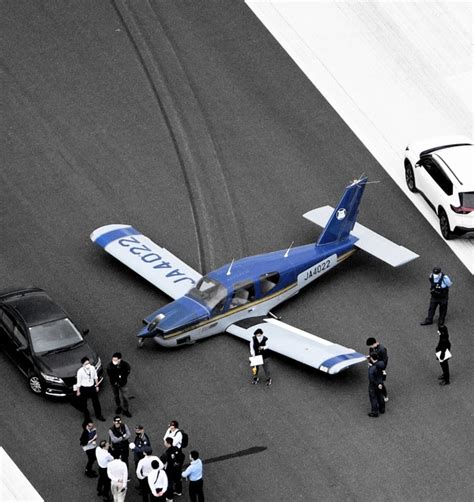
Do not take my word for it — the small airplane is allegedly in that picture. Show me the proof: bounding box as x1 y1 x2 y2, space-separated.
91 177 418 374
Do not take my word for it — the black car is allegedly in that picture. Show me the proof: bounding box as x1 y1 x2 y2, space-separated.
0 287 103 397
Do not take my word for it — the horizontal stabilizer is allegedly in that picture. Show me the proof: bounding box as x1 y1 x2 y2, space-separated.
226 318 366 375
304 206 419 267
90 224 202 300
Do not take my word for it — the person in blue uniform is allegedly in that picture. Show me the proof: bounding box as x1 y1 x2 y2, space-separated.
421 267 452 327
131 425 152 478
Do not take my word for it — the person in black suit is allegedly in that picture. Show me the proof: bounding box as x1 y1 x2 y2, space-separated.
367 353 385 417
366 337 389 401
436 325 451 385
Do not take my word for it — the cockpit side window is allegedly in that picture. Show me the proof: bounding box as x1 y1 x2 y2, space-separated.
259 272 280 295
229 281 256 309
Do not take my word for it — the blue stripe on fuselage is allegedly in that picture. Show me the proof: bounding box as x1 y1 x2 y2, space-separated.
320 352 366 370
95 227 141 248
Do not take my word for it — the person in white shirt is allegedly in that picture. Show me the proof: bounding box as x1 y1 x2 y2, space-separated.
163 421 183 449
181 450 204 502
136 447 163 501
96 440 114 501
76 356 105 421
148 460 168 500
107 458 128 502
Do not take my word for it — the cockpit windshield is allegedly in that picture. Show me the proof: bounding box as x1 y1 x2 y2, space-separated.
187 277 227 310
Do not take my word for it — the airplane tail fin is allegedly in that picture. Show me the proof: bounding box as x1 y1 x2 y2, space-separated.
303 177 419 267
316 177 367 246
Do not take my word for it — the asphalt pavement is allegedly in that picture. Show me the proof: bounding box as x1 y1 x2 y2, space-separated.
1 1 473 501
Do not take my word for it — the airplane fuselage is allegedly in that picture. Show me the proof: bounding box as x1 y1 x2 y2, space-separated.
140 236 358 347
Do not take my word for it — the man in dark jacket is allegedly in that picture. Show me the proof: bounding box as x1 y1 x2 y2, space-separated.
161 437 183 499
367 353 385 417
366 337 389 402
108 416 131 468
106 352 132 417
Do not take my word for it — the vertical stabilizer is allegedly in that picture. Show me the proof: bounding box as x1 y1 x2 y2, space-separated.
317 177 368 245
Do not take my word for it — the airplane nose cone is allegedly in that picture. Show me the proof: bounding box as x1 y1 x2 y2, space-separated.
138 296 209 337
137 325 158 338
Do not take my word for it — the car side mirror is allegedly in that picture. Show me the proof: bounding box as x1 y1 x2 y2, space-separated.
82 329 90 336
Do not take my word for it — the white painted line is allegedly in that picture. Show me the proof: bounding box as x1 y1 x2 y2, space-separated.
246 0 473 273
0 447 44 501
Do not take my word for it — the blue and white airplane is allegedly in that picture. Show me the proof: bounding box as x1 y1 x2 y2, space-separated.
91 178 418 374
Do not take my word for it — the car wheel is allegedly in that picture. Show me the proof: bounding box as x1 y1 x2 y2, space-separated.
28 373 44 394
404 160 418 193
439 208 453 240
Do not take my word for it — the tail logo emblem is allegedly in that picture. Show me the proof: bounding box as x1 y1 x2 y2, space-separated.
336 208 347 220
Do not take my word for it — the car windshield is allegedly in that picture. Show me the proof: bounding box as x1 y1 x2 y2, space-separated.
187 277 227 310
460 192 474 208
29 318 83 355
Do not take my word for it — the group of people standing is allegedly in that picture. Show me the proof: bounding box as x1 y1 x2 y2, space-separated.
421 267 453 386
74 352 132 423
77 353 204 502
247 266 455 418
366 266 454 416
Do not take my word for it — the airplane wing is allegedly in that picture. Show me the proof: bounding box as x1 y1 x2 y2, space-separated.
226 318 367 375
90 224 202 300
303 206 419 267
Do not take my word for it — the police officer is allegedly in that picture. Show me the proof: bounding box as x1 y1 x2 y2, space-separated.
131 425 152 476
421 267 452 327
161 437 182 500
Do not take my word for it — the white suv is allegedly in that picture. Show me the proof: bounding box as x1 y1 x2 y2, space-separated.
404 136 474 239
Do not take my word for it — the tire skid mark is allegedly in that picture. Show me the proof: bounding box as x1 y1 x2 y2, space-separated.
111 0 245 272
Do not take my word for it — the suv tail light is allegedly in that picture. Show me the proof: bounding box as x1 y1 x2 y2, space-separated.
450 205 473 214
